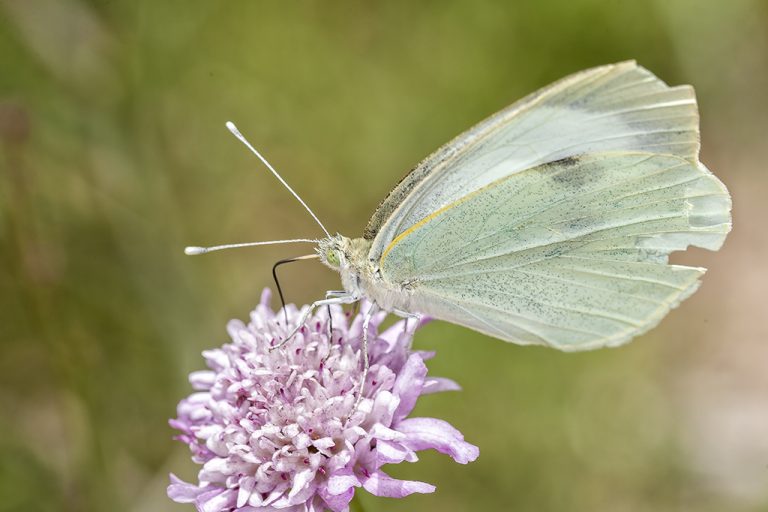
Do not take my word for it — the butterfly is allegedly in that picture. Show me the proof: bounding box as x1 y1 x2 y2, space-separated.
188 60 731 367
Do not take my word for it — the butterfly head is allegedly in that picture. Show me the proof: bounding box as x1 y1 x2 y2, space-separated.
317 235 350 271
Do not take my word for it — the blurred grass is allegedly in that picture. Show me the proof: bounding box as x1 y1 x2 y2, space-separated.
1 1 767 511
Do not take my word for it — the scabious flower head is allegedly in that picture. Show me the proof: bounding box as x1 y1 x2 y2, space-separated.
168 289 478 512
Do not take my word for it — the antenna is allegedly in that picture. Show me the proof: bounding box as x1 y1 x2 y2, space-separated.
226 121 331 238
185 238 318 255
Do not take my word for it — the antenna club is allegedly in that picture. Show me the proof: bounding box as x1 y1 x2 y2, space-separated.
183 239 318 256
223 121 332 238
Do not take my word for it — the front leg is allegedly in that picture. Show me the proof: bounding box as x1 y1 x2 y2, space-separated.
392 308 421 335
270 293 358 351
353 302 379 410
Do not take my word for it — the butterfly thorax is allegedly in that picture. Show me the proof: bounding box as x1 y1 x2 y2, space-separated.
317 234 409 311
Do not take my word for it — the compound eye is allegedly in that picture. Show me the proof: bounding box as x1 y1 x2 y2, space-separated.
326 249 340 266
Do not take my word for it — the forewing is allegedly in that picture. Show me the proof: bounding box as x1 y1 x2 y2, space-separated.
367 61 700 257
379 152 731 350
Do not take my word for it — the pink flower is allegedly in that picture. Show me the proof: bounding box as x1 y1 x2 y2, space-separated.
168 289 478 512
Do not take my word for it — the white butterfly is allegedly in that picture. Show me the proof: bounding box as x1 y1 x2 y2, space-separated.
188 60 731 389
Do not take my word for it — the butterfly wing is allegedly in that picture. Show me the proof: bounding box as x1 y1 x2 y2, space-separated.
375 152 731 350
366 61 701 248
365 61 731 349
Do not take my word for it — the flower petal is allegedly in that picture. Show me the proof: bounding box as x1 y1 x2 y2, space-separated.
198 487 236 512
368 390 399 426
312 437 336 453
376 440 418 465
288 469 315 499
259 287 272 306
167 474 207 503
369 423 405 442
237 476 256 507
189 370 216 390
397 417 479 464
362 470 435 497
326 468 361 496
421 377 461 394
320 485 355 512
392 354 427 422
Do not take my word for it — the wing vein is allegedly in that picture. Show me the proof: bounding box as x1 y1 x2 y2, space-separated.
501 267 663 304
424 157 688 271
433 284 644 326
413 154 677 271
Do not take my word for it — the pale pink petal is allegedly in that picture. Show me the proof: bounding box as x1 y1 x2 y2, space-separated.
378 320 406 346
203 347 230 371
376 440 418 465
361 470 435 497
319 485 355 512
414 350 435 361
189 370 216 390
326 468 361 495
368 390 399 426
285 480 318 506
392 354 427 422
369 423 405 441
288 469 315 499
422 377 461 394
311 437 336 452
397 417 479 464
198 487 236 512
259 288 272 306
167 474 208 503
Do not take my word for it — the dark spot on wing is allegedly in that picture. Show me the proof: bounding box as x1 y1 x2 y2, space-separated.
546 155 589 189
550 155 580 168
544 246 565 258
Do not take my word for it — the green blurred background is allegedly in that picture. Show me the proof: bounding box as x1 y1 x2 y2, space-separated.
1 1 767 511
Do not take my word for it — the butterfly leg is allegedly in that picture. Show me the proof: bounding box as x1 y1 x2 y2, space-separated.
324 290 348 339
393 308 421 339
353 302 379 410
392 308 420 320
270 293 358 351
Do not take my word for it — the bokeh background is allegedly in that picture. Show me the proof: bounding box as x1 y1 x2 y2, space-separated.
1 1 767 511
